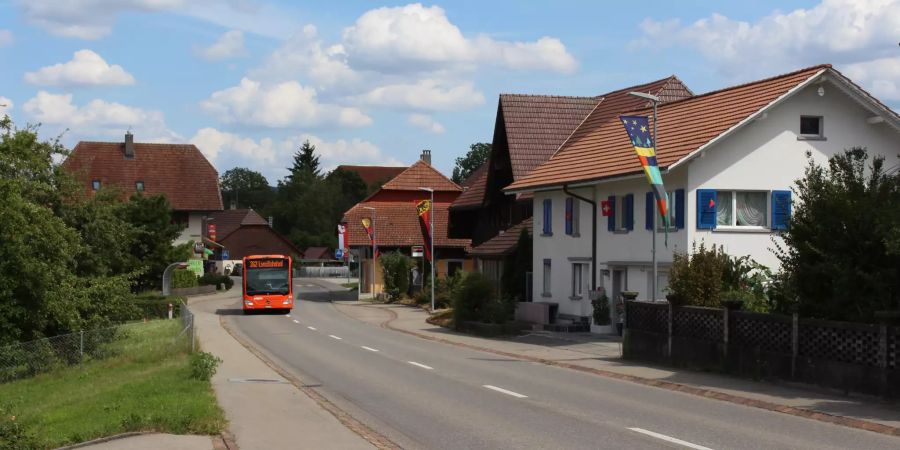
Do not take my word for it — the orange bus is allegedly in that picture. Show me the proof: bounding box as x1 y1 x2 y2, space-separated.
242 255 293 314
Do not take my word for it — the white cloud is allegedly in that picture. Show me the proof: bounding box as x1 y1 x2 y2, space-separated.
359 79 484 111
0 30 12 47
23 91 179 141
188 127 402 181
196 30 247 61
407 113 445 134
0 97 13 117
342 3 577 73
844 57 900 101
252 25 362 90
636 0 900 78
24 50 135 87
201 78 372 128
19 0 187 40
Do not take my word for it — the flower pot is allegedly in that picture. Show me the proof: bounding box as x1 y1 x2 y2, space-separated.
621 291 639 301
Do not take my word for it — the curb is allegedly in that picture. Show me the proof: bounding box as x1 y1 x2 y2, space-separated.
55 432 150 449
219 315 400 450
353 303 900 439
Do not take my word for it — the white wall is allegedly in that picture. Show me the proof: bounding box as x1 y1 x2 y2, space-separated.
175 212 204 245
686 81 900 269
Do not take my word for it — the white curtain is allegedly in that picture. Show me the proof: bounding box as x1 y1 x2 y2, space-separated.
736 192 767 226
716 191 732 226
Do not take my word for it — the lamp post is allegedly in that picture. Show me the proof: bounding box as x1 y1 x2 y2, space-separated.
363 206 377 299
417 187 435 312
628 91 661 302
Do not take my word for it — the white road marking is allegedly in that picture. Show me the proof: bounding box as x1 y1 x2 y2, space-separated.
407 361 433 370
361 346 380 352
483 385 528 398
292 319 299 324
329 335 343 340
307 326 317 331
286 314 291 318
628 428 714 450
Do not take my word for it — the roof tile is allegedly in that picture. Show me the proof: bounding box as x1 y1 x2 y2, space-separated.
342 201 470 249
380 160 462 192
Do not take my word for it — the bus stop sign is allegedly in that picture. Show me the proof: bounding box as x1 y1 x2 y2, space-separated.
335 248 344 259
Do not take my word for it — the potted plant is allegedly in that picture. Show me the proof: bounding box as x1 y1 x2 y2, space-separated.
590 291 613 334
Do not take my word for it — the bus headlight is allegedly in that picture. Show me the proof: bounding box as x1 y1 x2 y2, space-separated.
282 300 291 305
244 301 253 306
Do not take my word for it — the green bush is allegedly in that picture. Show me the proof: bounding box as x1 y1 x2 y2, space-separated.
198 273 233 291
592 293 611 325
668 242 727 307
415 271 463 309
171 269 198 289
379 251 412 301
189 351 222 381
0 404 40 450
131 295 185 319
452 272 505 327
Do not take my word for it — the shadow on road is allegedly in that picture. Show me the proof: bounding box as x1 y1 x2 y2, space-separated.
215 308 290 316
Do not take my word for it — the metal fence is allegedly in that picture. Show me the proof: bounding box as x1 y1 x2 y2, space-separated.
298 266 353 278
0 300 195 383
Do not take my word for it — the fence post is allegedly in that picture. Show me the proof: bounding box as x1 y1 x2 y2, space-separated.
722 307 729 363
79 330 84 364
667 303 673 360
879 324 888 396
190 314 196 353
791 313 799 379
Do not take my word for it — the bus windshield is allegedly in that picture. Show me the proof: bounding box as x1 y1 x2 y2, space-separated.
245 265 290 296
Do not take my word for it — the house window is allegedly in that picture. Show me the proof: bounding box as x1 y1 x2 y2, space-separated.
542 259 551 296
542 199 552 236
135 181 144 192
447 260 463 277
607 194 634 232
717 191 768 227
571 263 587 298
92 179 101 190
799 116 824 139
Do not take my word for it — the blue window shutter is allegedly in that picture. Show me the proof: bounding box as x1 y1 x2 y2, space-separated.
697 189 717 229
675 189 685 229
543 199 552 234
625 193 634 231
645 191 654 230
607 196 616 232
771 190 791 230
565 197 573 235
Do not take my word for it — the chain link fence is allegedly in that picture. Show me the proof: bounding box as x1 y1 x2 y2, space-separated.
0 300 196 383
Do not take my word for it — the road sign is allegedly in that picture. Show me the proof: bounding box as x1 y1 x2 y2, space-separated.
411 245 424 257
335 248 344 259
222 249 230 260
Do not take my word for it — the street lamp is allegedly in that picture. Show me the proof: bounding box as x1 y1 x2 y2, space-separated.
417 187 435 312
628 91 661 302
362 206 377 299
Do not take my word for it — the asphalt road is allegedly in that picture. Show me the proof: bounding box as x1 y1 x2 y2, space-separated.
221 279 900 450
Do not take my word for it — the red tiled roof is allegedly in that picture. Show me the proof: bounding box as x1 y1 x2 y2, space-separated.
209 209 268 240
342 201 471 249
63 141 223 211
302 246 332 260
507 65 830 191
468 218 532 256
380 160 462 192
334 165 407 189
450 161 489 209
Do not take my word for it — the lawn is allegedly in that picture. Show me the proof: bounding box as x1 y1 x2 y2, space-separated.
341 282 359 290
0 320 225 449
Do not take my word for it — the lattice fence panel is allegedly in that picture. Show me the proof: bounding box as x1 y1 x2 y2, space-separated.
672 307 723 342
730 312 792 353
799 321 880 367
888 327 899 370
626 302 667 334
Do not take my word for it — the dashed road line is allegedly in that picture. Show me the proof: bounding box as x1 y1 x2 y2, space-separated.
628 428 714 450
407 361 433 370
329 335 343 340
307 326 317 331
292 319 299 324
361 346 380 352
483 385 528 398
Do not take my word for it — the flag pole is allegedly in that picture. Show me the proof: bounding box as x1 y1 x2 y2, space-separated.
651 99 658 302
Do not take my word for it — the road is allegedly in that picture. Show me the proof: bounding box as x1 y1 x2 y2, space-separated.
219 279 900 450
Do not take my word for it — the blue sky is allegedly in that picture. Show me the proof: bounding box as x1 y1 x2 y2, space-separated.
1 0 897 183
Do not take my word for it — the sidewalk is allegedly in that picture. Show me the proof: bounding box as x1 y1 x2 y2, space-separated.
328 295 900 434
189 290 375 450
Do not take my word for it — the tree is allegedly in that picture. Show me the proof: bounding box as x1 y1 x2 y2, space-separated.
121 193 187 292
288 140 321 181
220 167 271 210
325 167 368 225
451 142 491 184
775 148 900 321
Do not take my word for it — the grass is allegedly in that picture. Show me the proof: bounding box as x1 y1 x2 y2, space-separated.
0 320 225 449
340 282 359 290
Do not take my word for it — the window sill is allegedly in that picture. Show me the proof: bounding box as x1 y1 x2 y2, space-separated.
712 226 772 234
541 232 553 237
613 230 630 235
571 233 581 238
568 295 583 301
541 292 552 298
797 135 827 141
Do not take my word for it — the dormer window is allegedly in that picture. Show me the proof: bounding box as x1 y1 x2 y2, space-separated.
799 116 824 140
92 179 101 190
135 181 144 192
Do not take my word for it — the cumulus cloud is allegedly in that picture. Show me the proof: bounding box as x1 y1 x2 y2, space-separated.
195 30 247 61
407 113 445 134
201 78 372 128
24 50 135 87
635 0 900 78
844 57 900 101
188 127 402 181
19 0 187 39
359 79 484 111
252 25 362 90
23 91 179 141
0 30 12 47
342 4 577 73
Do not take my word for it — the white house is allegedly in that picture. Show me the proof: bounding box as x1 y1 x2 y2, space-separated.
505 64 900 324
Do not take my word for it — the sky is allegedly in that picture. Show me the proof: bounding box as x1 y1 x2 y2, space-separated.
1 0 898 184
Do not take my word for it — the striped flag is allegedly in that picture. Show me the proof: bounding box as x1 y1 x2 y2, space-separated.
416 199 433 262
619 115 669 231
361 217 379 258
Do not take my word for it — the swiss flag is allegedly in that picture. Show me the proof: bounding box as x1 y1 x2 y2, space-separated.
600 200 612 217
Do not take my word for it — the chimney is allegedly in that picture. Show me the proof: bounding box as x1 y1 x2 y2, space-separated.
420 149 431 165
124 131 134 159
